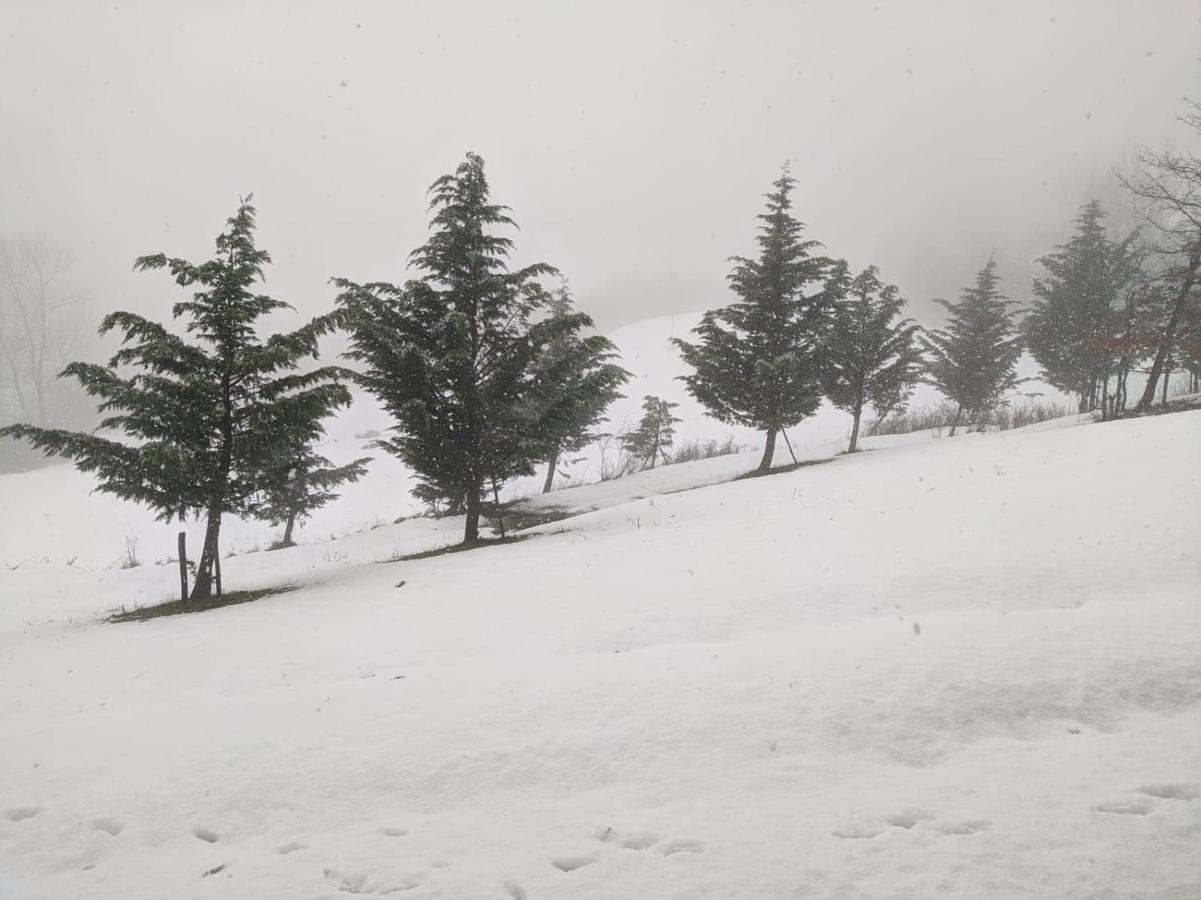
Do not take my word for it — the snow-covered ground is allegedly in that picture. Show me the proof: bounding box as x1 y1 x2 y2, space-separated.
1 399 1198 898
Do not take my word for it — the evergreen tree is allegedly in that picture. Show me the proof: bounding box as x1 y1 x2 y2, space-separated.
923 260 1023 434
0 199 351 599
674 165 840 471
537 283 628 493
621 395 680 469
1026 202 1139 412
335 153 626 543
256 440 370 548
824 265 922 452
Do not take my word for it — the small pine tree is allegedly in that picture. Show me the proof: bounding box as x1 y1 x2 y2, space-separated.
1026 202 1139 413
923 260 1023 434
256 441 370 548
824 266 923 452
537 283 629 493
622 395 681 470
0 199 351 599
336 153 626 542
674 165 840 471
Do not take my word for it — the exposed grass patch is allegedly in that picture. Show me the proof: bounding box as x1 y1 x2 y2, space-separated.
1116 394 1201 420
388 534 533 563
108 585 297 623
734 456 837 481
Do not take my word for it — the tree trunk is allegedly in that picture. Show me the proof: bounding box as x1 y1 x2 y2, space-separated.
282 510 297 547
1162 363 1172 405
758 426 778 471
541 446 560 494
868 403 896 437
190 509 222 601
491 478 505 539
847 406 862 453
463 470 483 543
1136 243 1200 412
948 405 963 437
177 531 189 601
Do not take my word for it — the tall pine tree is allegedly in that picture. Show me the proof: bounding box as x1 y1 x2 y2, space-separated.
674 165 840 471
537 283 628 493
1026 202 1139 413
824 266 923 452
335 153 626 542
924 260 1023 434
0 199 351 599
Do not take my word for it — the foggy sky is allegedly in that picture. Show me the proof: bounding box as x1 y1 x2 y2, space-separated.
2 0 1199 338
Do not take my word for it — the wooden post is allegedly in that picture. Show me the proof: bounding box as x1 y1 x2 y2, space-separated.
177 531 189 601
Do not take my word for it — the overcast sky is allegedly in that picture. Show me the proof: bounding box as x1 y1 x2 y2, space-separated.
2 0 1199 336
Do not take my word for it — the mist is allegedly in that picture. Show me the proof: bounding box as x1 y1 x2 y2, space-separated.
1 0 1198 410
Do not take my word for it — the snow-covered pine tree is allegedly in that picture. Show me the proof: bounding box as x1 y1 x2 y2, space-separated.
1025 202 1139 413
256 441 370 548
674 165 840 471
621 395 681 470
537 283 628 493
0 199 351 599
335 153 626 543
923 260 1023 434
824 265 923 452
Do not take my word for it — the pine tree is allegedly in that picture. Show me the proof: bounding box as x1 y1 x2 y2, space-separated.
824 265 923 452
256 441 370 548
1026 202 1139 413
621 395 680 469
335 153 626 543
0 199 351 599
923 260 1023 434
674 165 840 471
537 283 628 493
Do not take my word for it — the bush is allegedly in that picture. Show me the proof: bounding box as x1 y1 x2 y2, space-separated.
669 436 743 464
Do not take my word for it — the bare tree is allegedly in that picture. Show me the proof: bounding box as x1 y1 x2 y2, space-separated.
1119 94 1201 412
0 235 82 425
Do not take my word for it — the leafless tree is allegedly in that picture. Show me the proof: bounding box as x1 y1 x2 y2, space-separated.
0 235 82 425
1119 94 1201 412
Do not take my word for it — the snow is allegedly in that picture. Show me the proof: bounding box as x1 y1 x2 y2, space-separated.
2 389 1199 898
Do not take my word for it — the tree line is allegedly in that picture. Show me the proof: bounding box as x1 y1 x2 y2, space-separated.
1 92 1198 603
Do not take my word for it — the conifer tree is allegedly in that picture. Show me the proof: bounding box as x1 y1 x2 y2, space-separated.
824 265 922 452
0 199 351 599
621 395 680 470
537 283 628 493
1026 202 1139 412
335 153 626 542
674 165 840 471
256 441 370 548
923 260 1023 434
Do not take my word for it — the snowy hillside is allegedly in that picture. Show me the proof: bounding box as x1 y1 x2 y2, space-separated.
2 403 1198 899
0 312 1070 571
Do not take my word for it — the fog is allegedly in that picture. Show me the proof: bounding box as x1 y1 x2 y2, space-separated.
1 1 1198 339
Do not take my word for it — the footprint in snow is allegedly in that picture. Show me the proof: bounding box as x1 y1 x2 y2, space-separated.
882 810 934 830
91 817 124 837
1140 783 1199 801
661 838 705 856
1093 799 1153 816
4 806 44 822
501 880 527 900
937 819 991 835
193 826 220 843
380 825 408 837
551 855 598 872
832 822 884 840
324 866 424 894
276 841 307 854
595 826 659 850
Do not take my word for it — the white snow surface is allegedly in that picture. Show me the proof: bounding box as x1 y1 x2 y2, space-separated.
1 398 1199 898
